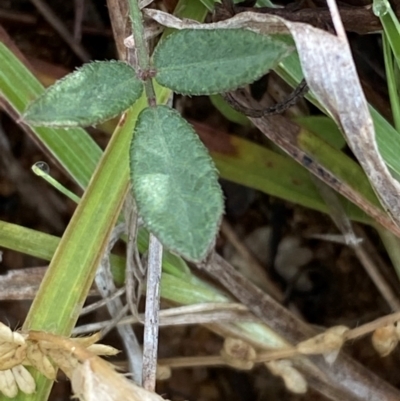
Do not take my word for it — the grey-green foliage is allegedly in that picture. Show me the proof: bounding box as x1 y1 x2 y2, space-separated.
154 29 294 95
130 105 224 262
24 61 143 127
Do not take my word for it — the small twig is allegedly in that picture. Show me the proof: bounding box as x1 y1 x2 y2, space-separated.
223 79 308 117
127 0 156 106
29 0 91 62
124 194 145 319
80 287 126 316
142 234 163 390
73 303 254 334
228 4 384 34
73 0 85 42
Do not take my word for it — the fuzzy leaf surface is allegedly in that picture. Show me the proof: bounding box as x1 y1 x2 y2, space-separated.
23 61 143 127
130 105 223 262
153 29 293 95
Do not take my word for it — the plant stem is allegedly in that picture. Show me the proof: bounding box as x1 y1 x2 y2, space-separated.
127 0 156 106
127 0 162 390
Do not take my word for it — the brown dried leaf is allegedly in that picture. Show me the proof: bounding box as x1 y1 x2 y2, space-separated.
146 9 400 228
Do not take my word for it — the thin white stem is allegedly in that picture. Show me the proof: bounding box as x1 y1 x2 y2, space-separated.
142 234 163 390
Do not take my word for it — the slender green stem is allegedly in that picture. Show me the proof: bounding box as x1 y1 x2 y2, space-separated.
32 162 81 204
128 0 157 105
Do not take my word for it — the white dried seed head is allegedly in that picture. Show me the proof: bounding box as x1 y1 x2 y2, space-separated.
266 360 307 394
220 338 256 370
0 369 18 398
297 326 349 355
11 365 35 395
372 324 398 357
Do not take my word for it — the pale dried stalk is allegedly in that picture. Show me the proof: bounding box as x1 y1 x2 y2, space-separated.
142 234 163 390
96 223 143 383
74 303 254 334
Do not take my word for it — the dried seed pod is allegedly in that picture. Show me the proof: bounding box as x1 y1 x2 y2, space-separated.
11 365 35 395
26 342 56 380
220 338 256 370
0 324 27 371
156 365 171 381
372 324 398 357
87 344 119 356
74 333 102 348
296 326 349 356
266 360 307 394
0 343 27 371
45 348 80 378
0 369 18 398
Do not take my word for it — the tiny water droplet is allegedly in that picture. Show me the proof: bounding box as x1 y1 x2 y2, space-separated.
34 161 50 174
373 0 389 16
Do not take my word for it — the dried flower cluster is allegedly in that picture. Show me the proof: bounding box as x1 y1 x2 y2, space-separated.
1 316 400 399
0 322 117 398
0 324 172 401
216 322 400 395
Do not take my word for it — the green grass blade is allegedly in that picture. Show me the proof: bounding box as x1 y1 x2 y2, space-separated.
382 34 400 131
0 43 101 189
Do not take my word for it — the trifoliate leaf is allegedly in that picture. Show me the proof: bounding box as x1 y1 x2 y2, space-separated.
153 29 293 95
130 105 224 262
23 61 143 127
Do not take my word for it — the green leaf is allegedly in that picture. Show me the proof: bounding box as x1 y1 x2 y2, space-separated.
154 29 293 95
294 116 346 150
210 94 251 126
23 61 143 127
130 105 224 262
